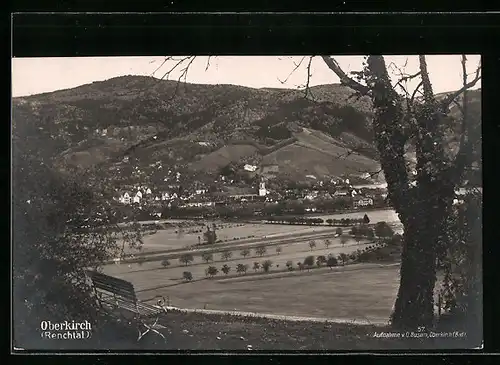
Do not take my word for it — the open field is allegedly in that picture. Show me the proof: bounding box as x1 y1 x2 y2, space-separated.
120 208 403 256
123 222 337 254
141 265 401 324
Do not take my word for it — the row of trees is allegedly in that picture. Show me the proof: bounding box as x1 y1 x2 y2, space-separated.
266 215 370 226
160 245 284 268
203 260 275 278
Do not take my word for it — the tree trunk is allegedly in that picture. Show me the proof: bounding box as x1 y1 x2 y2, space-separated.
391 182 454 329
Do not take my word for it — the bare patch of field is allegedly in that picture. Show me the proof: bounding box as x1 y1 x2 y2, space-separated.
139 265 401 324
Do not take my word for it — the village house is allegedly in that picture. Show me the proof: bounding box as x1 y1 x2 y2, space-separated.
243 164 258 172
353 196 374 208
118 192 132 204
332 189 350 198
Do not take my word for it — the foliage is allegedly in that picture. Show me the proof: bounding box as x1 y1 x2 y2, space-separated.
179 253 194 266
207 265 218 278
161 259 170 268
303 255 315 268
262 260 273 273
439 192 482 324
327 255 338 269
374 221 394 239
202 252 213 263
203 228 217 245
12 146 144 346
255 246 267 257
316 255 327 267
236 263 248 275
338 253 348 266
240 248 251 258
183 271 193 281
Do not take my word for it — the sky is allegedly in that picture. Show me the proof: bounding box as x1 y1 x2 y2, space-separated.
12 55 481 98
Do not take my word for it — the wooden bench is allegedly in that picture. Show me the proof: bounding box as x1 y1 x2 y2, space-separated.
86 270 167 342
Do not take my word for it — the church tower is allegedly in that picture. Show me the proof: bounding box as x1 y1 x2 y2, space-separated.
259 180 267 196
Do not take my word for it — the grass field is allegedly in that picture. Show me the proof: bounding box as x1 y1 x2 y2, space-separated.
142 265 400 324
122 222 337 254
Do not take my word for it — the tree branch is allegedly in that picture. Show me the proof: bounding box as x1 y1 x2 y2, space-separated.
440 58 481 111
277 56 307 84
320 56 370 95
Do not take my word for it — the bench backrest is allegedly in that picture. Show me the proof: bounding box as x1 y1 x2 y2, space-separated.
86 270 137 303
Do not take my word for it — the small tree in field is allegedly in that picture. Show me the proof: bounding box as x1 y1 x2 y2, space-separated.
316 255 327 267
240 248 250 258
161 259 170 268
324 239 332 249
262 260 273 273
202 252 213 263
236 263 247 275
354 234 363 244
221 264 231 276
374 221 395 240
340 235 349 247
207 265 218 278
179 253 194 266
221 251 233 261
253 262 260 272
255 246 267 257
338 253 348 266
304 255 315 271
183 271 193 281
327 255 338 269
335 227 343 236
308 240 316 251
275 246 282 255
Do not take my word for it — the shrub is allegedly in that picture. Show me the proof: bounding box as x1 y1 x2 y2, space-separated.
304 255 315 269
221 251 233 261
207 265 218 278
183 271 193 281
255 246 267 257
201 253 213 263
316 255 327 267
236 263 248 275
253 262 260 272
327 255 338 269
374 221 394 239
161 259 170 268
179 253 194 266
262 260 273 272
